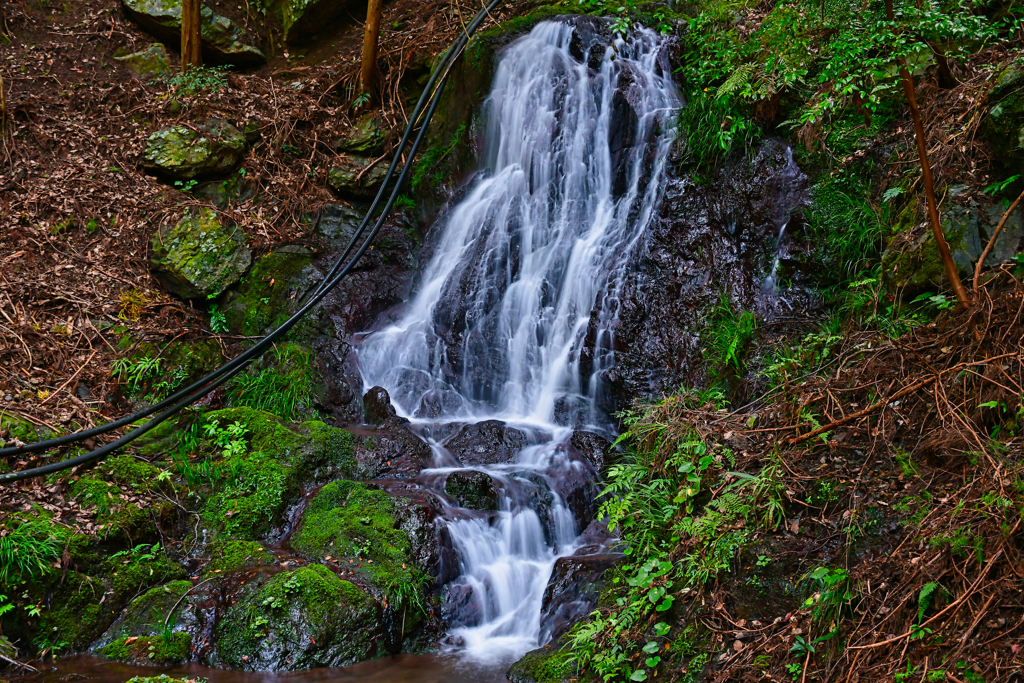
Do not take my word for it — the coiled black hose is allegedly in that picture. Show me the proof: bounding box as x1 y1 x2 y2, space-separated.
0 0 503 483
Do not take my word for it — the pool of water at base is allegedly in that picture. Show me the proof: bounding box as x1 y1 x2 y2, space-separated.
10 654 510 683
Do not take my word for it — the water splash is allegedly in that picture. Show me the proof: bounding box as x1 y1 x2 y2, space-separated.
356 19 678 664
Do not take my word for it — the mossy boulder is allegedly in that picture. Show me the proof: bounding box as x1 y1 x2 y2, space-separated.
122 0 265 65
214 564 378 671
444 471 499 511
334 115 385 156
70 466 176 543
291 480 419 593
328 156 389 197
276 0 365 45
95 580 194 651
143 119 247 181
1 414 40 447
984 63 1024 175
128 339 224 397
194 407 356 539
203 540 275 577
193 172 257 209
220 248 319 336
115 43 172 81
150 208 252 299
225 343 322 422
507 644 575 683
102 632 192 665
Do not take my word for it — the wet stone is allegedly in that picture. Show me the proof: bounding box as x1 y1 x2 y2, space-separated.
444 471 499 511
143 119 247 181
363 385 397 426
443 419 527 466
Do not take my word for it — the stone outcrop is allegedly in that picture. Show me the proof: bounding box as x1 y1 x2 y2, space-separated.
143 119 247 181
115 43 172 81
121 0 265 66
149 208 251 299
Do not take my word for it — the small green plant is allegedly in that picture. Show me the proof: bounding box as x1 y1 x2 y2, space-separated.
209 304 228 333
111 355 163 394
0 521 60 583
173 179 198 193
703 293 756 382
165 64 230 97
351 91 371 110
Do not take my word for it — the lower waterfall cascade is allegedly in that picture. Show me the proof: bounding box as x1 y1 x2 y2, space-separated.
356 19 680 664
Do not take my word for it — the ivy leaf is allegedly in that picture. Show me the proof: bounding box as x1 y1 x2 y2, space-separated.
630 670 648 681
645 656 662 668
643 641 660 654
654 622 671 636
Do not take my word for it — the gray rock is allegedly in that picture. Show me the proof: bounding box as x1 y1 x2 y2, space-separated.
121 0 265 66
328 155 389 197
149 208 251 299
443 420 527 466
335 115 385 156
277 0 366 45
444 471 499 511
115 43 172 81
363 386 397 426
143 119 247 181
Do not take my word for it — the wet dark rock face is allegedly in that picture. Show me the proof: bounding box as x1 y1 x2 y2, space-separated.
582 140 809 417
445 471 500 511
443 420 528 466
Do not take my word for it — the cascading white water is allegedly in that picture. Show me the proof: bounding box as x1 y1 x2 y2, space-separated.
357 19 678 664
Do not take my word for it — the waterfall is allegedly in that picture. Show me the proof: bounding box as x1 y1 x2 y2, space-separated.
357 19 678 664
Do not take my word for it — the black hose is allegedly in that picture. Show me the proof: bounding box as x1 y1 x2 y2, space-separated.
0 0 501 483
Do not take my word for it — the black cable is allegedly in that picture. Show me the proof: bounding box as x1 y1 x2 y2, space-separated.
0 0 500 466
0 0 500 483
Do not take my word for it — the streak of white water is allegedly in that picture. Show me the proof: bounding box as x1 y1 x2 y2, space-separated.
356 19 678 664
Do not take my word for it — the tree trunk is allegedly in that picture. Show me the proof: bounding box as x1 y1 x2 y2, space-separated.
181 0 203 72
885 0 970 307
360 0 384 104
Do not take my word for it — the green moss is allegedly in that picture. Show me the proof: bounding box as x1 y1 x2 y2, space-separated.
149 208 252 300
291 480 417 595
106 548 185 597
102 580 193 646
215 564 376 670
124 677 194 683
226 343 320 421
507 646 575 683
221 249 317 336
203 540 274 577
102 632 191 665
70 474 174 542
37 570 109 653
1 414 40 445
127 339 224 401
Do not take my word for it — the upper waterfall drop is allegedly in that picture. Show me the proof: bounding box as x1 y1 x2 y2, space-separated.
357 19 679 428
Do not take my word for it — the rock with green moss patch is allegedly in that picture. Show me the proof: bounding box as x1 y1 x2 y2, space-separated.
143 119 247 181
334 115 385 156
102 632 192 665
1 414 40 447
444 471 499 511
507 644 575 683
150 208 251 299
214 564 378 671
95 580 194 650
328 156 389 197
225 343 323 422
122 0 264 65
203 540 274 577
276 0 364 45
193 172 257 209
984 64 1024 175
220 248 320 336
70 474 176 543
116 43 172 81
291 480 418 593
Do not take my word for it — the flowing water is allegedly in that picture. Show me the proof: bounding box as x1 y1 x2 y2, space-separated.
357 19 678 666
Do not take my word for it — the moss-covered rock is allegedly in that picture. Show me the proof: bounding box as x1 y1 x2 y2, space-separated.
291 480 418 594
96 580 193 648
276 0 364 45
220 248 319 336
1 414 40 447
984 63 1024 176
507 644 575 683
328 156 389 197
203 540 274 577
115 43 172 81
334 115 385 156
143 119 247 181
225 343 322 422
70 470 176 543
121 0 265 65
193 172 258 209
214 564 378 671
102 632 192 665
194 407 356 539
124 339 224 400
149 208 252 299
444 471 499 511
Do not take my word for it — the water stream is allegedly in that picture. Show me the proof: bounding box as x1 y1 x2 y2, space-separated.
357 19 678 666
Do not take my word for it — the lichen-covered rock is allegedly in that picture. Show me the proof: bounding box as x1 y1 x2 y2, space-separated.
121 0 265 65
276 0 365 45
149 208 251 299
95 580 194 650
115 43 172 81
143 119 247 181
328 155 389 197
214 564 378 671
444 471 499 511
291 480 419 593
335 115 385 155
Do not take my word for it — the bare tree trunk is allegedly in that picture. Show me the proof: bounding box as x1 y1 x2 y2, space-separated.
885 0 970 307
181 0 203 72
360 0 384 104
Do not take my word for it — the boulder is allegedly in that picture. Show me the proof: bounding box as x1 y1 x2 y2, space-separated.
335 115 385 156
213 564 379 671
984 64 1024 175
444 471 499 511
121 0 265 66
143 119 247 181
193 172 257 208
506 644 575 683
220 247 321 335
351 425 433 480
328 155 389 197
149 208 251 299
569 430 612 471
316 202 362 248
443 419 527 465
363 386 397 426
276 0 366 45
115 43 172 81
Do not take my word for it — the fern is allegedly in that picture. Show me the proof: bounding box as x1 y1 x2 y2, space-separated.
716 63 758 98
918 582 941 622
